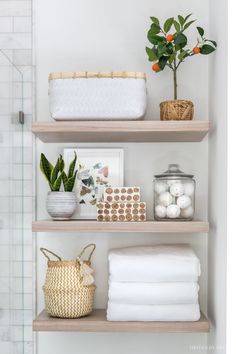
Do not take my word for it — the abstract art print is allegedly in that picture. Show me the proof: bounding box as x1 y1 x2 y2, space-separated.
64 149 124 219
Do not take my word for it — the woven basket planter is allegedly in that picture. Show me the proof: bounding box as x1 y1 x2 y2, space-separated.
41 244 96 319
160 100 194 121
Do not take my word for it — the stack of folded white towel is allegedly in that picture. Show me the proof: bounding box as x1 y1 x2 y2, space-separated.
107 244 201 322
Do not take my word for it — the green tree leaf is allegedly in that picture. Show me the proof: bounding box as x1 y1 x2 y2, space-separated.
184 14 192 23
147 31 158 45
178 15 185 26
183 20 195 31
207 40 217 47
164 17 174 33
200 44 215 55
148 30 165 45
166 42 174 55
157 42 168 57
178 50 189 60
159 56 169 70
150 23 161 33
174 33 187 47
168 53 176 64
174 20 181 32
146 47 158 61
40 153 53 184
147 29 165 45
197 26 204 37
150 16 160 26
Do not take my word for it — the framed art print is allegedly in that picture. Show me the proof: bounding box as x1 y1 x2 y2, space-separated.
64 148 124 219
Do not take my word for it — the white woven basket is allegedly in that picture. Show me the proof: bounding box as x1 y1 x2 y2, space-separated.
48 71 147 121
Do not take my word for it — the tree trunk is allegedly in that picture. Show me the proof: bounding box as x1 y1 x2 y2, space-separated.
173 68 177 100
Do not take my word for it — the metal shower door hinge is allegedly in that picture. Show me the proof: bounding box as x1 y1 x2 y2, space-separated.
19 111 24 125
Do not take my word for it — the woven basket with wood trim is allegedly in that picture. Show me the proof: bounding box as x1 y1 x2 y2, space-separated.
48 71 147 121
160 100 194 121
41 244 96 319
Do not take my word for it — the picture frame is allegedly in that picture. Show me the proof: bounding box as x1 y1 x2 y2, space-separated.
63 148 124 219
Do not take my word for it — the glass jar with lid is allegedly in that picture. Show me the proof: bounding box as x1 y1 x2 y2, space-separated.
154 164 195 221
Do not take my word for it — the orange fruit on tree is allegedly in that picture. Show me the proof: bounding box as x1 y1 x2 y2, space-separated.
193 47 200 54
166 34 174 42
152 63 160 72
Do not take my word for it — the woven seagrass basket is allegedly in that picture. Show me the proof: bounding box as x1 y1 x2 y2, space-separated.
41 244 96 319
160 100 194 121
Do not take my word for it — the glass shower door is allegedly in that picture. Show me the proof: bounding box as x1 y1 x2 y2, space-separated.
0 50 33 354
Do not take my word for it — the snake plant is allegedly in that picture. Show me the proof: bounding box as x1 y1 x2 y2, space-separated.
40 152 78 192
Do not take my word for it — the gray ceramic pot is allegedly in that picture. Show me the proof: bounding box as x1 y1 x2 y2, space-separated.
46 192 77 220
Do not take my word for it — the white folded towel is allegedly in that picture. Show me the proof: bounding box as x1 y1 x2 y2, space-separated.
108 282 199 305
107 302 201 322
109 244 201 282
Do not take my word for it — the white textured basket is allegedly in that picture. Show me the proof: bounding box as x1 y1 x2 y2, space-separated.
48 71 147 121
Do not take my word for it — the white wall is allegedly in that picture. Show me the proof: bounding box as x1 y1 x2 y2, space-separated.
208 1 227 353
35 1 210 354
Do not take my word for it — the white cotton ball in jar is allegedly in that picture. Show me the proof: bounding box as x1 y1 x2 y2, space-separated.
181 206 194 218
154 181 168 194
177 194 192 209
166 204 181 218
170 182 184 197
155 205 167 218
158 192 173 207
184 182 195 196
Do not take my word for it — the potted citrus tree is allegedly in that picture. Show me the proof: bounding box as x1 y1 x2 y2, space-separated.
40 152 78 220
146 14 217 120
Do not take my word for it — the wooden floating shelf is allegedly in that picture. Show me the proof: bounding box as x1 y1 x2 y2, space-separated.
33 309 210 333
32 121 210 143
32 220 209 233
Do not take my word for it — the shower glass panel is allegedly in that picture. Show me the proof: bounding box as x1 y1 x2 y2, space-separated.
0 50 33 354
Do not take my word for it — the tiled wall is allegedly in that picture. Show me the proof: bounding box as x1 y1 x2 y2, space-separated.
0 1 34 354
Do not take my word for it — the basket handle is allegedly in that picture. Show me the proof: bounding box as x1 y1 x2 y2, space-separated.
77 244 96 262
40 248 62 261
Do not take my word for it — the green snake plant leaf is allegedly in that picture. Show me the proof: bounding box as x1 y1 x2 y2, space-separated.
65 171 78 192
50 155 62 185
68 152 77 179
40 153 53 184
61 171 68 191
52 174 62 192
59 155 65 172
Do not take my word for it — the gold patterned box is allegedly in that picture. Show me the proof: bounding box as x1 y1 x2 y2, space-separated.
97 202 146 222
104 186 140 203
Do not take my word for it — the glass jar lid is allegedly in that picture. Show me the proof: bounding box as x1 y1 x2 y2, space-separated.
154 164 194 179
